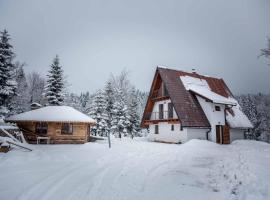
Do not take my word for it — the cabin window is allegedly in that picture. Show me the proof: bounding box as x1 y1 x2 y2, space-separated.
171 124 174 131
215 106 221 111
154 125 159 134
168 103 173 119
159 104 164 119
61 123 73 135
35 122 48 134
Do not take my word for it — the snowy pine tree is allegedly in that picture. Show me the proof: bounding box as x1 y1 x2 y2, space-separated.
111 89 127 138
45 55 65 105
79 92 90 113
126 87 141 137
88 90 109 136
10 63 29 114
0 30 17 117
64 93 81 111
104 81 114 133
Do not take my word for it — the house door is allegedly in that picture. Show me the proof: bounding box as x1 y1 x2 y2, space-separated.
216 125 223 144
223 124 230 144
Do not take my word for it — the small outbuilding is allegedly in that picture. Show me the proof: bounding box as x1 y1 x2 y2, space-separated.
5 106 96 144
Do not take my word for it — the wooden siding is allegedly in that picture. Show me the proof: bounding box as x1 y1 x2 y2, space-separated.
16 122 90 144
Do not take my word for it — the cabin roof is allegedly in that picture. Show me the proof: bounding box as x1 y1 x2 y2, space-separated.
5 106 96 124
141 67 253 129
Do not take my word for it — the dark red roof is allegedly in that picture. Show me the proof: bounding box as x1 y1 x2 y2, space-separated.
141 67 234 128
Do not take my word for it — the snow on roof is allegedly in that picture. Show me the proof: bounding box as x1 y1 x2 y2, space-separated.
180 76 237 105
226 103 253 129
0 119 18 130
188 85 237 106
180 75 252 129
180 75 211 90
5 106 96 123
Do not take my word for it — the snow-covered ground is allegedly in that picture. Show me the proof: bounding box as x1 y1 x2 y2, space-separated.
0 138 269 200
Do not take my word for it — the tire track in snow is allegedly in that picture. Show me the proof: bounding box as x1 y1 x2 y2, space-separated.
64 151 136 200
16 163 85 200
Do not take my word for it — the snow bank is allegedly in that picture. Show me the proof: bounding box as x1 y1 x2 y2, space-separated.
5 106 95 123
0 138 269 200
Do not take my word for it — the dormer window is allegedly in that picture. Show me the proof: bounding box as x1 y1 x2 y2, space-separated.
215 106 221 111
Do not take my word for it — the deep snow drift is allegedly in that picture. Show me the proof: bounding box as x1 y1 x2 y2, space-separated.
0 138 269 200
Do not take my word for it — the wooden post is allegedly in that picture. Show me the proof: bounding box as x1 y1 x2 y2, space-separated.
108 132 111 148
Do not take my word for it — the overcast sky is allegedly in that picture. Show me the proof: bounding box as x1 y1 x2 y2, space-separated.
0 0 270 94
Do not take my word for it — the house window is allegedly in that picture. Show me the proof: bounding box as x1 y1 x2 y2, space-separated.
154 125 159 134
171 124 174 131
168 103 173 119
159 104 164 119
215 106 221 111
180 125 183 131
61 123 73 135
35 122 48 134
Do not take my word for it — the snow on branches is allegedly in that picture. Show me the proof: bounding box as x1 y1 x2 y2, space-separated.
44 55 65 105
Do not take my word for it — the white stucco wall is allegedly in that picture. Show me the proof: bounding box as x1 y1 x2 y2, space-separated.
196 96 226 142
148 123 187 143
230 128 245 143
186 128 208 141
148 123 210 143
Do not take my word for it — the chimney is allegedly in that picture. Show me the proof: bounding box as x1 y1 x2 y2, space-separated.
192 68 196 74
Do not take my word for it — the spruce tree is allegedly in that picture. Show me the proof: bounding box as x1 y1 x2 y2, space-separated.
45 55 64 105
111 89 126 138
127 87 141 137
88 90 109 136
104 81 114 133
10 63 29 114
0 29 17 117
80 92 90 113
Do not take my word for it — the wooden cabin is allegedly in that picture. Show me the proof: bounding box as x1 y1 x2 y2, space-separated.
141 67 253 144
5 106 96 144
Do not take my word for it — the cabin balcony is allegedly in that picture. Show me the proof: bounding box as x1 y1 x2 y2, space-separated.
144 111 179 125
151 89 170 101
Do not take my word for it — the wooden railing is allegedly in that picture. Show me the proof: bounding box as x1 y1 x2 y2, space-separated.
145 111 176 120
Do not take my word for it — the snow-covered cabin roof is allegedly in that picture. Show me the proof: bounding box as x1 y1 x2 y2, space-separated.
5 106 96 124
226 104 253 129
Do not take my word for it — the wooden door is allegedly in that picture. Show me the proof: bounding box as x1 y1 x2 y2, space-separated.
216 125 223 144
223 124 230 144
216 125 230 144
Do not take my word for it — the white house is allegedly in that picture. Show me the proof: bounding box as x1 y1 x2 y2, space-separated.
141 67 253 144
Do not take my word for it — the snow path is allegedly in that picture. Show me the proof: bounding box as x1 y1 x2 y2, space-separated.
0 138 269 200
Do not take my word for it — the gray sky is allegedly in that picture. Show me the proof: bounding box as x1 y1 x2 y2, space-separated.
0 0 270 94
